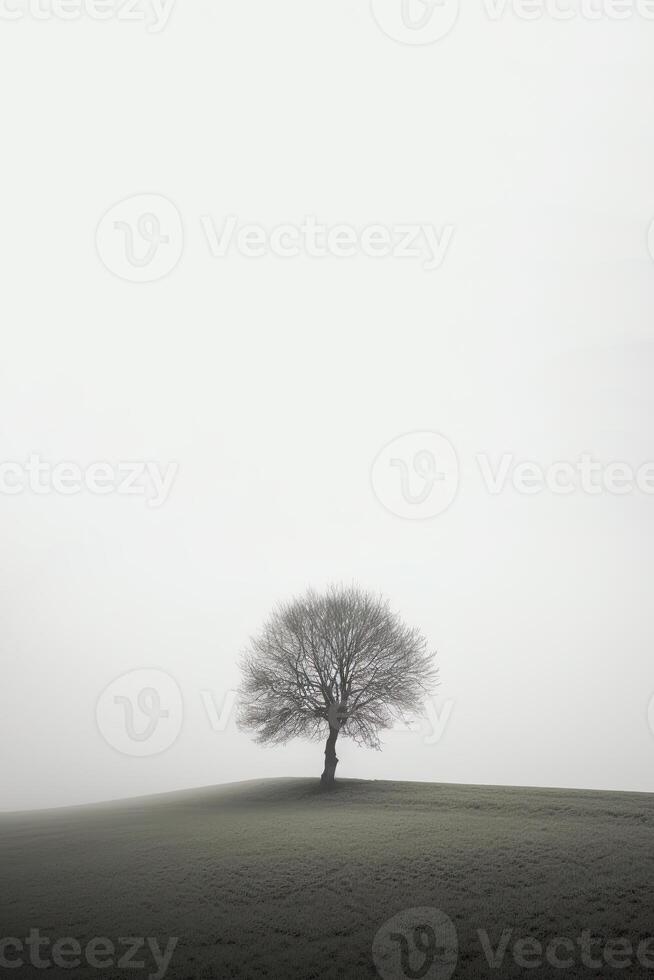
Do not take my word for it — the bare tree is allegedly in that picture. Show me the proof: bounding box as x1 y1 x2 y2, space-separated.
238 585 438 788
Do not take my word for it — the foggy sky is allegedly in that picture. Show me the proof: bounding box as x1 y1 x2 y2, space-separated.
2 1 654 810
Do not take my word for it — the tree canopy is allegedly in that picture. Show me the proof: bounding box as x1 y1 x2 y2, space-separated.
238 585 437 785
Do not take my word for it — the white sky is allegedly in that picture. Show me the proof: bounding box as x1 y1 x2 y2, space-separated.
2 0 654 810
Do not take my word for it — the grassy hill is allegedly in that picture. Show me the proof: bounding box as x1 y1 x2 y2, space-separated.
2 778 653 978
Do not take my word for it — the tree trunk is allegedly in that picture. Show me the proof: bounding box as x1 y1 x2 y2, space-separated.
320 726 339 789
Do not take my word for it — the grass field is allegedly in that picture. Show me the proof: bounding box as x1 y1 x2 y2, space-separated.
2 778 654 978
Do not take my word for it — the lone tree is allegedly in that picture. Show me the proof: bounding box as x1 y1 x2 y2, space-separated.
238 585 437 788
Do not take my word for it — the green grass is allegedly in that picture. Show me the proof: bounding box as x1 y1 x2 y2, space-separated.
2 778 653 978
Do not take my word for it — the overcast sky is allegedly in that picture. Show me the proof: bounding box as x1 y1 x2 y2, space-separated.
2 1 654 810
